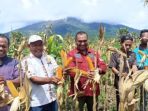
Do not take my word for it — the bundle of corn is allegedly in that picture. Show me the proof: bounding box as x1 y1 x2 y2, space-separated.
7 80 30 111
56 50 74 111
0 84 14 107
107 47 148 111
86 56 101 111
118 70 148 111
58 50 74 79
56 66 64 111
9 59 31 111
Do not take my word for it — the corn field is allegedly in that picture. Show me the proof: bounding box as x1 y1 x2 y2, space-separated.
0 26 148 111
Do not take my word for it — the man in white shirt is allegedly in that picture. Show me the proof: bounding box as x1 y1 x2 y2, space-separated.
21 35 60 111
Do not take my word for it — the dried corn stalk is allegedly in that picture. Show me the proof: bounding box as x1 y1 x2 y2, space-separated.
0 84 14 107
138 50 148 67
119 70 148 111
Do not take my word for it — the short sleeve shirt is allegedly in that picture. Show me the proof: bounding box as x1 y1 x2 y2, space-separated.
0 56 19 80
109 51 136 73
133 46 148 69
108 51 136 88
21 53 58 107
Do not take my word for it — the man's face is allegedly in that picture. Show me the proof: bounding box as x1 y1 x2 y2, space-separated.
76 34 88 51
29 40 43 58
141 32 148 45
121 40 133 52
0 37 9 58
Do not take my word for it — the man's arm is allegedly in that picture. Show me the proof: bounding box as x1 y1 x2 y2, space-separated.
111 67 120 76
11 77 20 87
97 53 107 74
30 76 59 85
108 53 120 75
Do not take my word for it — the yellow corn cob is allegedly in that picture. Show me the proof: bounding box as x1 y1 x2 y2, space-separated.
60 50 67 66
64 57 73 68
69 68 88 77
6 80 19 97
56 66 63 80
85 56 95 71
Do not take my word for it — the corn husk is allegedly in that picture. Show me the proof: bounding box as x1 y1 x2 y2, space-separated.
10 97 20 111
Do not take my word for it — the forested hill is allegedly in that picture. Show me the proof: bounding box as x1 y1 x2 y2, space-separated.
9 17 140 38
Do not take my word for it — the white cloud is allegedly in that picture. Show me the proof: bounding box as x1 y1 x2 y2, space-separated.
80 0 99 6
0 0 148 33
21 0 32 9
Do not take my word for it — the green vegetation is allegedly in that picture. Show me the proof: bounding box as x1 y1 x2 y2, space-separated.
6 26 140 111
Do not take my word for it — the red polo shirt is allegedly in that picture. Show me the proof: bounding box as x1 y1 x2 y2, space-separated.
67 48 107 96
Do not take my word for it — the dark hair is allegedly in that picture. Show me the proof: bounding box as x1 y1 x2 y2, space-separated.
140 29 148 38
120 35 133 43
0 34 10 46
75 31 88 40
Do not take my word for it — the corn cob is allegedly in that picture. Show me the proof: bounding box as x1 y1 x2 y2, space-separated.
64 57 73 68
56 66 63 80
6 80 19 97
68 68 88 77
85 56 95 71
60 50 67 66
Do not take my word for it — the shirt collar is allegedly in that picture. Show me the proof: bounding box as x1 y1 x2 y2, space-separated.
30 53 43 59
0 55 8 66
0 55 8 61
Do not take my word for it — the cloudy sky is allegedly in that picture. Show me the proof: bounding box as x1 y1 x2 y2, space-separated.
0 0 147 33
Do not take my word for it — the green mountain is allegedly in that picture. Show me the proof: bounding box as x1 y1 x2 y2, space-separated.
11 17 140 38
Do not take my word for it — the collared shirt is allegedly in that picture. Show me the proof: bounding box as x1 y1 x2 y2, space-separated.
0 56 18 111
108 51 136 88
133 46 148 69
0 56 19 80
21 53 58 107
67 48 107 96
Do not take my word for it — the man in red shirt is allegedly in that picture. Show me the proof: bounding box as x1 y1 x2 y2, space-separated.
67 31 107 111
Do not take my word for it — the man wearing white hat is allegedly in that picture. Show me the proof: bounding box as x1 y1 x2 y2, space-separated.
21 35 60 111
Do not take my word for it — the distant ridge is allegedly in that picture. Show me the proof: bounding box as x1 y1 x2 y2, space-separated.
8 17 140 38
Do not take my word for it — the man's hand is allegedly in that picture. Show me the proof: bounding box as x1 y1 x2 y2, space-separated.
121 73 128 78
50 76 60 85
88 71 95 79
